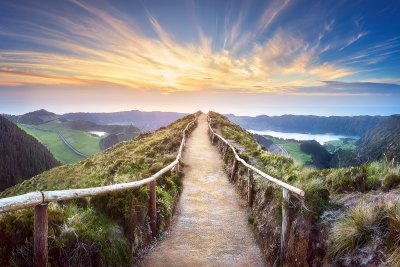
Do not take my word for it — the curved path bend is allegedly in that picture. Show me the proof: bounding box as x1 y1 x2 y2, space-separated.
142 114 264 267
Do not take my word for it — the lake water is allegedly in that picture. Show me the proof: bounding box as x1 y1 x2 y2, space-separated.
248 129 359 144
89 131 107 137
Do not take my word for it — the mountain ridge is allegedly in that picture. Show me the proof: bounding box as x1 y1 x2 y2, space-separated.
226 113 388 136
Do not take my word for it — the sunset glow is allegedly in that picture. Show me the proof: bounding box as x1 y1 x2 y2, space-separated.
0 0 399 115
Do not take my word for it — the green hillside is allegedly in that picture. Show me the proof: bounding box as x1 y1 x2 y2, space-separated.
209 112 400 265
0 116 60 191
18 120 101 164
357 115 400 164
264 136 312 165
0 113 197 266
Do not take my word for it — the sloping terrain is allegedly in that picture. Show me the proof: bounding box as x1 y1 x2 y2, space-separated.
0 115 59 191
0 113 197 266
142 114 264 266
62 109 187 131
19 120 101 164
209 112 400 266
8 109 59 125
227 113 386 136
357 115 400 164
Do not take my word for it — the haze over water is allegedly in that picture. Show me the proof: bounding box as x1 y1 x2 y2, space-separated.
248 130 359 144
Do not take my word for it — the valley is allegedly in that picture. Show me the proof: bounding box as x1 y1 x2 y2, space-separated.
19 120 101 164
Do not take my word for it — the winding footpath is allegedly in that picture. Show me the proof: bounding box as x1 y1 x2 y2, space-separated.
142 114 264 266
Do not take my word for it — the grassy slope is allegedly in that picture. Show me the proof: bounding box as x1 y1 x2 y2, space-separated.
18 124 83 164
265 136 312 165
209 112 400 266
324 139 357 153
0 113 198 266
18 120 100 164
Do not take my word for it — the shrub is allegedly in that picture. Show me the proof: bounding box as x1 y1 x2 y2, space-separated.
386 202 400 267
382 171 400 192
328 202 385 258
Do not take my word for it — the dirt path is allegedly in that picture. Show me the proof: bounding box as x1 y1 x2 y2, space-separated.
142 114 264 267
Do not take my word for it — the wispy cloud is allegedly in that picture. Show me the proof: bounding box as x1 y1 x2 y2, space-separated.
0 0 366 94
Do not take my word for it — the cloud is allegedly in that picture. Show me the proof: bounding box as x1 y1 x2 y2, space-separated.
285 80 400 96
0 1 353 93
340 31 368 51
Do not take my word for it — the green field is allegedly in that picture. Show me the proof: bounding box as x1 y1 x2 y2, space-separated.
18 120 101 164
264 135 312 165
324 139 357 153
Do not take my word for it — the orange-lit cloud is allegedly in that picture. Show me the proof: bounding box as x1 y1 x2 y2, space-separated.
0 1 353 94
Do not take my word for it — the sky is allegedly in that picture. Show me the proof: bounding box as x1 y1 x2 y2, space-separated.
0 0 399 116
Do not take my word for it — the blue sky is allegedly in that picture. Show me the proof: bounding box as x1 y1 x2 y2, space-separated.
0 0 399 116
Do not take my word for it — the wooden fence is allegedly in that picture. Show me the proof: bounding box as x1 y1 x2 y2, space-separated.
0 114 198 267
207 115 305 263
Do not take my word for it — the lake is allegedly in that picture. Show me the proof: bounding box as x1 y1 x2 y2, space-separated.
248 129 359 144
89 131 107 137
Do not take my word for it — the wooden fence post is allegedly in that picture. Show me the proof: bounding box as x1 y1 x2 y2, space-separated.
230 158 238 181
247 169 254 206
149 180 157 237
222 143 228 160
280 188 290 263
34 203 48 267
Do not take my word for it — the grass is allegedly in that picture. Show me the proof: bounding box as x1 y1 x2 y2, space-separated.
18 124 84 164
18 120 101 164
209 111 400 264
387 202 400 267
264 135 315 165
328 202 385 259
0 113 198 266
324 139 357 153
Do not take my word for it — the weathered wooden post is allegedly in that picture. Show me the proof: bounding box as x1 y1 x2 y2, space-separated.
149 180 157 237
247 169 254 206
212 133 215 145
34 203 48 267
280 188 290 263
223 143 228 160
230 158 238 181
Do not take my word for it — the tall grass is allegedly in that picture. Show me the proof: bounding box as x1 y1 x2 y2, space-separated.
386 202 400 267
328 202 385 258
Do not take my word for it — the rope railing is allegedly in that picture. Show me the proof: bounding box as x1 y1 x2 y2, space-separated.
0 113 198 266
207 114 304 263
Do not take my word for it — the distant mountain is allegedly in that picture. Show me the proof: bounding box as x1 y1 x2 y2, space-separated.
65 120 141 149
10 109 59 125
357 115 400 163
64 120 140 135
62 110 187 131
226 114 387 136
0 115 59 191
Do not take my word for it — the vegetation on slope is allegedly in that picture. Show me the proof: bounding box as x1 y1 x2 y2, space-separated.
209 111 400 266
6 109 59 125
65 120 141 150
0 115 59 192
62 110 187 131
226 113 385 136
0 113 198 266
324 138 357 153
19 120 101 164
357 115 400 164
